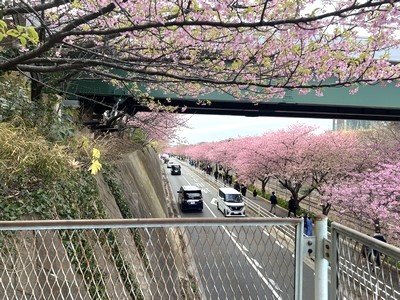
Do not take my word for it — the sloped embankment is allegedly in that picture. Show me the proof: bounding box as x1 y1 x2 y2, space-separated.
1 146 199 299
98 146 200 299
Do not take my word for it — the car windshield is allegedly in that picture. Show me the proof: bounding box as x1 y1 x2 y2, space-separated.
225 194 242 203
172 165 180 170
185 192 202 200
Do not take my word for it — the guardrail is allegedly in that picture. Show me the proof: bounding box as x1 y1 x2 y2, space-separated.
330 222 400 300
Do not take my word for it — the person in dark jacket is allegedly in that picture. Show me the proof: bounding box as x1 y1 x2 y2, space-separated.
214 170 219 181
269 192 278 214
362 229 387 267
240 184 247 196
287 196 297 217
372 230 387 267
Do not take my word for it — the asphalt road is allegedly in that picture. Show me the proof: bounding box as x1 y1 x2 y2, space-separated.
165 161 315 300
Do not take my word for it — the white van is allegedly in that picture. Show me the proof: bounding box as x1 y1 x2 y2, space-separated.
217 187 245 217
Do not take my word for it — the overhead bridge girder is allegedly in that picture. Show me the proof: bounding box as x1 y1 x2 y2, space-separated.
77 94 400 121
69 75 400 121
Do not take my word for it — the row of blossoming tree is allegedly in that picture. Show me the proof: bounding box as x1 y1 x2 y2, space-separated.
169 123 400 238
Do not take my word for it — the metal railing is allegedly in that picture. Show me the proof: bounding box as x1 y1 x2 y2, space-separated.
0 218 304 300
330 222 400 300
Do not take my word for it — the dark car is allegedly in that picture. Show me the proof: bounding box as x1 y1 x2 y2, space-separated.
171 164 181 175
177 185 203 212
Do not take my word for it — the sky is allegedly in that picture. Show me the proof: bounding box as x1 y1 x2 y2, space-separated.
177 115 333 145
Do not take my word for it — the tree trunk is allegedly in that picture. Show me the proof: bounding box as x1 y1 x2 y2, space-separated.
322 203 331 216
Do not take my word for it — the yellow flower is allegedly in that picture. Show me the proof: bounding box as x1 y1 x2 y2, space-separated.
88 160 102 175
92 148 101 159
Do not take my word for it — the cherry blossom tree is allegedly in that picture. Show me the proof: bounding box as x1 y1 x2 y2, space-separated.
231 135 273 194
250 124 365 211
3 0 400 106
306 130 376 214
322 161 400 237
180 142 215 166
126 112 188 147
207 139 243 180
260 124 320 207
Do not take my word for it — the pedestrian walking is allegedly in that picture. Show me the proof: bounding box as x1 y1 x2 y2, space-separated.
372 229 387 267
253 189 258 198
269 192 277 214
240 184 247 196
214 170 218 181
233 181 240 192
287 196 297 217
361 228 387 267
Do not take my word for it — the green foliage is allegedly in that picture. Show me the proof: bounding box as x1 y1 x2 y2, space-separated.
45 105 78 143
0 72 35 123
0 123 71 194
130 128 148 147
0 20 39 46
0 72 79 143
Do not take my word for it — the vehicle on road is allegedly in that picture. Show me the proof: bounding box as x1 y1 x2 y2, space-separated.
167 160 175 168
171 164 181 175
217 187 245 217
178 186 203 212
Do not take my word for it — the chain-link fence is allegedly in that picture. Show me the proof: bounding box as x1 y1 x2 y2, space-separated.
330 222 400 300
0 218 304 300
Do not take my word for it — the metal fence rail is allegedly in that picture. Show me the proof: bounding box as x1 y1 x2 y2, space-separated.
0 218 304 300
330 222 400 300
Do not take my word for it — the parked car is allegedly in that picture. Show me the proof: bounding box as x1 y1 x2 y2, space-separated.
171 164 181 175
177 186 203 212
217 187 245 217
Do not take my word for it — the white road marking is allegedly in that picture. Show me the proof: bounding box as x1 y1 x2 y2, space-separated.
224 227 283 300
210 198 218 206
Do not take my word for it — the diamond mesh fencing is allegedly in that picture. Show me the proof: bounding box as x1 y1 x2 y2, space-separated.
0 218 303 300
330 223 400 300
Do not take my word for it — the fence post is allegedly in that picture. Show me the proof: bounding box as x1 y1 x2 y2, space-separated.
315 215 328 300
